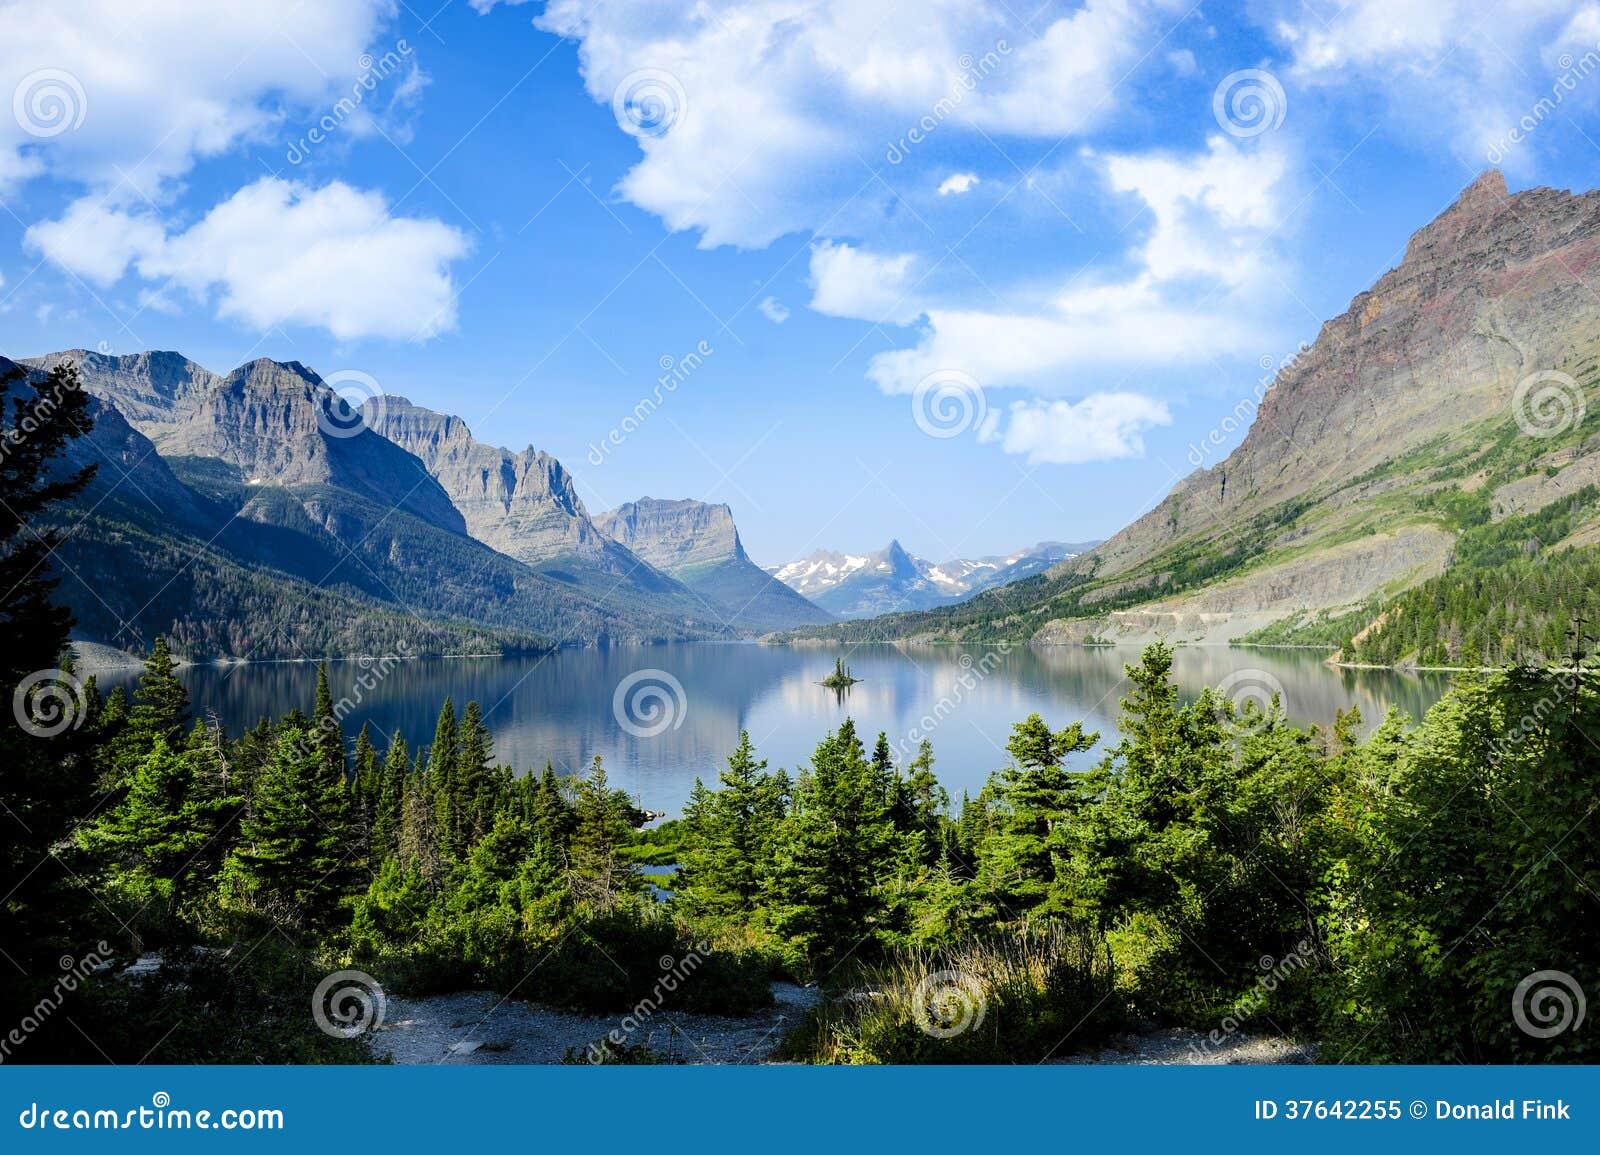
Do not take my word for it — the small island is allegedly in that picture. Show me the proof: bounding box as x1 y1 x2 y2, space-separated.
819 657 861 690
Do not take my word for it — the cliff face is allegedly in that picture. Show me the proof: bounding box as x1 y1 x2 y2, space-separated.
595 497 745 575
1080 170 1600 583
595 498 832 633
369 397 629 568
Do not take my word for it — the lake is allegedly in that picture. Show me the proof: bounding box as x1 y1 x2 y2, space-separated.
102 643 1453 816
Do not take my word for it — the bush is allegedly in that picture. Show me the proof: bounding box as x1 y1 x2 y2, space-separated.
786 925 1124 1064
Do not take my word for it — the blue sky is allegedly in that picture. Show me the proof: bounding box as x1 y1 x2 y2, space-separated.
3 1 1600 565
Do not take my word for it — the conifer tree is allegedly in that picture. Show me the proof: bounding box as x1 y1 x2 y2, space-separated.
455 700 494 847
568 756 638 908
222 724 354 928
427 698 459 858
312 663 346 785
772 720 916 966
678 730 788 918
976 712 1097 917
371 735 409 863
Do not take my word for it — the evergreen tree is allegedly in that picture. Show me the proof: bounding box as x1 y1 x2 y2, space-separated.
976 713 1096 918
454 700 494 847
312 663 346 785
677 730 788 919
221 724 355 928
0 359 101 1049
371 735 409 862
772 720 917 967
426 698 459 858
568 756 638 908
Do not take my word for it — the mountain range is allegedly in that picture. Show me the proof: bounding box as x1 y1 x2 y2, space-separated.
10 350 834 659
785 171 1600 667
10 349 1060 660
770 539 1093 619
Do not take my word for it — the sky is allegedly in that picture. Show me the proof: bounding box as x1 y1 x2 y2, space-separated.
3 1 1600 567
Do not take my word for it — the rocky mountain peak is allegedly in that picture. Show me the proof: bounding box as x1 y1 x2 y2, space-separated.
594 498 745 574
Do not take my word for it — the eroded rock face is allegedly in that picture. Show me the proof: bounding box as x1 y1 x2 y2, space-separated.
595 498 833 632
36 351 464 533
1078 170 1600 582
595 497 745 576
367 397 637 571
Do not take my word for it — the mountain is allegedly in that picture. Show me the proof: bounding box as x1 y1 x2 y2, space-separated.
785 171 1600 665
593 497 832 633
361 398 713 621
770 539 1091 619
18 351 734 659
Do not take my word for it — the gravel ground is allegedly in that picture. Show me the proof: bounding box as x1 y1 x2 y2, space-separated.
371 982 821 1065
1058 1027 1317 1065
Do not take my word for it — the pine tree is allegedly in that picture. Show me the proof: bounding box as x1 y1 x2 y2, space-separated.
976 713 1096 918
83 738 235 943
568 756 638 908
454 700 493 847
371 735 409 863
0 359 101 1045
222 724 355 928
772 720 917 966
678 730 788 919
312 663 346 785
426 698 459 858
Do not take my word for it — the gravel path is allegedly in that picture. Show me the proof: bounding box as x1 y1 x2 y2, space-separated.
1058 1027 1317 1065
371 982 821 1065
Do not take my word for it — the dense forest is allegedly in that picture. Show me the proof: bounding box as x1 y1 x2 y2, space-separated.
3 361 1596 1065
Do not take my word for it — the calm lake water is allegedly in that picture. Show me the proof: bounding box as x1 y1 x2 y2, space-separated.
103 643 1452 816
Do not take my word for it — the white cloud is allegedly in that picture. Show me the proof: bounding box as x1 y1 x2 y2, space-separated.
937 172 979 196
0 1 396 198
1273 0 1588 169
527 0 1174 246
26 179 470 341
808 240 921 325
758 295 790 323
866 137 1291 395
24 197 166 287
985 393 1172 464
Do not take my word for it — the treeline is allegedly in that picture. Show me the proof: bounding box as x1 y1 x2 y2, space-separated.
670 649 1598 1063
1243 489 1600 667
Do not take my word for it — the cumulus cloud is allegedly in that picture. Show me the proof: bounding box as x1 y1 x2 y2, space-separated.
938 172 979 196
0 0 396 198
758 295 790 323
808 240 921 326
1273 0 1592 170
867 136 1291 396
984 393 1173 464
27 179 471 341
526 0 1176 246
